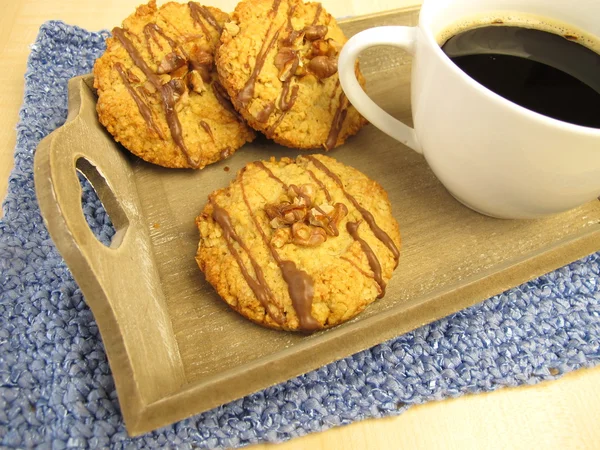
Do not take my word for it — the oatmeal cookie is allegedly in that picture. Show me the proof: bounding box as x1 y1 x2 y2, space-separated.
93 0 255 169
215 0 368 150
195 155 400 332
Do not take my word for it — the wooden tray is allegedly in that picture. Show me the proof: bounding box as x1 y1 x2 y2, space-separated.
33 7 600 436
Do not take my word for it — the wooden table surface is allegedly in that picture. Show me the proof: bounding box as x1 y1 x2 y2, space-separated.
1 1 598 448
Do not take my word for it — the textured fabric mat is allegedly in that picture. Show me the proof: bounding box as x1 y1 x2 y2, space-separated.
1 22 600 449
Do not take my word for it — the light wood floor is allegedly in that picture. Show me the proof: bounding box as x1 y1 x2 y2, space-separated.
1 1 599 448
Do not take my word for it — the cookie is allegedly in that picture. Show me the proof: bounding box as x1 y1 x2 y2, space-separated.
93 1 255 169
195 155 401 331
215 0 368 150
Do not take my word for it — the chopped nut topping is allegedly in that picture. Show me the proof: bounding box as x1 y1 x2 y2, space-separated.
308 202 348 236
270 217 285 229
317 203 334 214
224 22 240 36
189 48 213 82
265 202 307 225
274 48 300 82
308 56 338 79
281 30 305 47
190 49 213 67
187 70 206 94
304 25 328 41
326 38 343 56
157 52 187 74
271 227 291 248
278 57 299 82
166 78 186 102
291 222 327 247
287 184 315 206
264 183 347 247
310 39 331 57
275 48 294 69
158 73 171 84
294 64 307 77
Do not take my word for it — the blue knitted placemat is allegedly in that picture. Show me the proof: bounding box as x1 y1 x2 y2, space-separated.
2 21 600 449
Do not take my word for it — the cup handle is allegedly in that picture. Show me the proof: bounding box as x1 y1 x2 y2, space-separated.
339 26 422 153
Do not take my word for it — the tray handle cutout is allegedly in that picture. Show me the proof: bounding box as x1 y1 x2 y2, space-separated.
76 157 129 249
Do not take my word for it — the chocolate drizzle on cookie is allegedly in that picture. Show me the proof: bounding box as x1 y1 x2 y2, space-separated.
279 81 299 111
279 261 319 331
306 155 400 263
200 120 215 142
256 102 275 123
325 90 349 150
237 0 284 107
189 2 222 39
270 0 283 17
112 27 199 168
281 4 300 46
347 221 386 298
254 161 284 186
211 202 285 325
240 167 320 331
144 23 179 61
191 2 222 33
307 169 331 201
311 4 322 26
266 113 287 135
237 30 281 107
114 62 165 140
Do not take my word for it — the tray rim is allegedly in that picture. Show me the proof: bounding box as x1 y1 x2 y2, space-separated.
33 6 600 436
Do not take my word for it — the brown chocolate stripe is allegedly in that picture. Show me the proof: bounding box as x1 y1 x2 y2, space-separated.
306 155 400 263
256 102 275 123
270 0 282 17
211 201 284 325
114 63 164 140
237 0 284 107
281 3 300 46
307 169 332 202
340 256 376 280
311 4 322 25
328 79 341 113
237 29 280 107
325 90 348 150
200 120 215 142
279 80 299 112
144 23 178 60
266 111 287 135
284 4 296 36
194 3 222 33
240 168 319 331
347 221 386 298
112 27 198 168
188 2 213 39
254 161 285 187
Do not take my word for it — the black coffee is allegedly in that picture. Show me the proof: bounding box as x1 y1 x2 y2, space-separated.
441 25 600 128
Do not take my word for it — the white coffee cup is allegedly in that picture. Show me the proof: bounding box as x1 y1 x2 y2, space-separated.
338 0 600 219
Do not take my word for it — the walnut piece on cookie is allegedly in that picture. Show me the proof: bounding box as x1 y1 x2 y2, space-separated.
195 155 401 332
215 0 368 150
93 0 255 169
